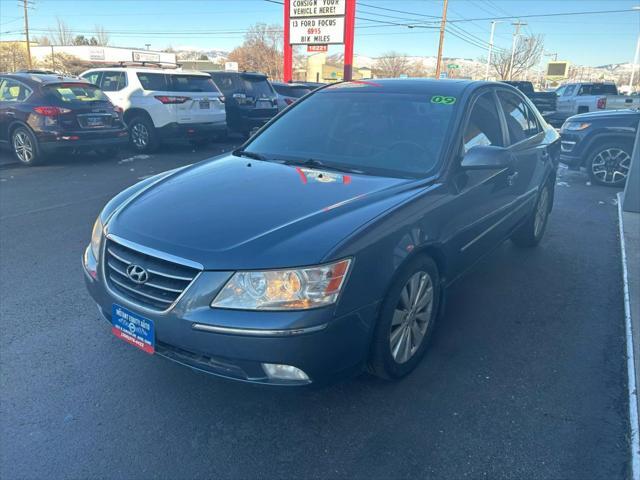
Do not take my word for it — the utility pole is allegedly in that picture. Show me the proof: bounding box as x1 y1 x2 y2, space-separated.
23 0 32 69
508 20 526 81
434 0 449 79
629 33 640 93
485 20 502 80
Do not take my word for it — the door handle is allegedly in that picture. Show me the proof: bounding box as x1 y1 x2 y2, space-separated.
507 171 519 186
6 111 15 116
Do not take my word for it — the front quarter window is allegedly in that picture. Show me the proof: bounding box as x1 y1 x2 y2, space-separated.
245 89 457 178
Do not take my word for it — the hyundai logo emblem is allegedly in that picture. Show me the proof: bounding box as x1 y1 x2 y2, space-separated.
126 264 149 284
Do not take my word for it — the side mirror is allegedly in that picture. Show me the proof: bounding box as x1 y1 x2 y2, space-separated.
461 145 513 170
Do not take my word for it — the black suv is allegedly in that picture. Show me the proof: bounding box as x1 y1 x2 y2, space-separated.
206 71 278 136
0 72 128 165
559 109 638 187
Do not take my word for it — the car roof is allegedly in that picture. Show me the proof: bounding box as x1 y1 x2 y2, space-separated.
85 67 210 76
2 72 89 86
317 78 488 96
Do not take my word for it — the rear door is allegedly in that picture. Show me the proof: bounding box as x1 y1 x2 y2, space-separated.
556 84 577 116
496 88 548 226
166 73 225 125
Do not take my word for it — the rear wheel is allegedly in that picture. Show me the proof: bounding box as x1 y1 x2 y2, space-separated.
368 255 440 380
587 142 631 187
11 126 43 166
511 182 552 248
128 116 158 153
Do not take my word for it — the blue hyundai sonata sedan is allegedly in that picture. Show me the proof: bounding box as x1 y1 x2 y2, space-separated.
83 79 560 385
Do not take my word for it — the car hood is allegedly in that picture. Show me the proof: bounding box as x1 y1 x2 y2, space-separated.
107 155 423 270
568 109 640 122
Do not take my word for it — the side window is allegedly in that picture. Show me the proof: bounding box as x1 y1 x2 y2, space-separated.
136 73 168 91
463 92 504 153
497 90 540 144
0 79 32 102
101 71 126 91
82 71 101 86
563 85 576 96
578 85 591 96
211 74 237 95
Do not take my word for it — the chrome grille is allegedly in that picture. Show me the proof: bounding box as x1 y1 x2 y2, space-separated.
104 239 199 311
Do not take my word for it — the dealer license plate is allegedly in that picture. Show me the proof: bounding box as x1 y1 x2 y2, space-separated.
257 100 271 108
86 116 105 127
199 100 210 109
111 304 155 354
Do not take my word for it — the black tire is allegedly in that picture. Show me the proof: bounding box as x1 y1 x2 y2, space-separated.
587 141 632 187
128 115 158 153
368 255 440 380
11 126 43 166
511 181 552 248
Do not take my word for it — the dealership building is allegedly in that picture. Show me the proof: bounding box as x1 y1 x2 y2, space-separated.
30 45 176 66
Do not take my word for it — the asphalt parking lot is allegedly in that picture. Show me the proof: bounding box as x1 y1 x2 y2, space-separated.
0 145 629 479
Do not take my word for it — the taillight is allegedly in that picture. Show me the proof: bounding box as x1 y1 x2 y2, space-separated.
33 106 71 116
154 95 190 104
597 97 606 109
285 98 294 105
113 106 124 114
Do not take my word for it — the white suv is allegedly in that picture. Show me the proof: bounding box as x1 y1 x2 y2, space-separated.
81 66 226 152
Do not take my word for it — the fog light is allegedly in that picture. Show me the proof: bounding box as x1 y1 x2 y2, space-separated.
262 363 310 382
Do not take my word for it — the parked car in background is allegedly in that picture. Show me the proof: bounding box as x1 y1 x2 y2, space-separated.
81 65 226 152
271 81 312 110
0 72 128 165
206 71 278 136
560 109 638 187
550 82 640 126
83 79 559 386
503 81 557 119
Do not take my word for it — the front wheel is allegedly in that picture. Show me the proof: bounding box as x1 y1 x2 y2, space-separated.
511 182 552 248
11 126 43 166
588 142 631 187
368 255 440 380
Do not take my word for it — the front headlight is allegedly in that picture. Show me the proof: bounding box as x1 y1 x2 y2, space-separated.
562 121 591 131
211 259 352 310
90 217 103 261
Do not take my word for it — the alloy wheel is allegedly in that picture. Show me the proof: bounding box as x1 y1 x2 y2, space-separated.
534 185 550 237
131 122 149 149
13 131 34 164
591 148 631 185
390 271 434 364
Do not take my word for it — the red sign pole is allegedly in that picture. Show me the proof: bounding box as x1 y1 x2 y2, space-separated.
343 0 356 81
283 0 293 82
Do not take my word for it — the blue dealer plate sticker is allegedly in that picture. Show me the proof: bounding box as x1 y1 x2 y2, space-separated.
111 304 155 354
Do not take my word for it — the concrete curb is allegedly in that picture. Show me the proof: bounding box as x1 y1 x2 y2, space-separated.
618 191 640 480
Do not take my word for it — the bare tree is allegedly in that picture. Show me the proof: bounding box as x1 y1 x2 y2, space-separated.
94 25 110 46
373 52 412 78
490 34 544 80
227 23 283 79
34 35 51 46
0 42 31 72
51 18 74 45
41 52 91 75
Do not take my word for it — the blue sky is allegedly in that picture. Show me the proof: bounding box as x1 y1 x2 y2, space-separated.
0 0 638 66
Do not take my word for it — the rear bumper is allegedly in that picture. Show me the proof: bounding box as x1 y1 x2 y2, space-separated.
157 121 227 139
37 129 128 152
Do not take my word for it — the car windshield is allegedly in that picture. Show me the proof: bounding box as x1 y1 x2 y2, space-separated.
46 83 109 103
241 76 273 98
245 89 457 178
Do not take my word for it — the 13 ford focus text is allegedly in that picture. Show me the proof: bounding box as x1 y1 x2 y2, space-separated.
83 79 560 385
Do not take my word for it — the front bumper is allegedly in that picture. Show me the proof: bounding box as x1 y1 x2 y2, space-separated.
83 247 378 386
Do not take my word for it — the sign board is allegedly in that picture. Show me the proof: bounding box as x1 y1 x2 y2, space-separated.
439 72 448 79
447 64 459 69
89 48 105 61
290 16 345 45
132 51 161 62
307 44 328 53
225 61 239 72
546 61 569 79
290 0 346 18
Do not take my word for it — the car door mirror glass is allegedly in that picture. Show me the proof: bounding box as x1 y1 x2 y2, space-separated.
461 145 512 170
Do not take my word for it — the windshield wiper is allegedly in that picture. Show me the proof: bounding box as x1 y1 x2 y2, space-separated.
232 149 267 161
282 158 364 174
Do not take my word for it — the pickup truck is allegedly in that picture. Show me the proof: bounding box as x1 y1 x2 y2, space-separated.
503 81 557 117
551 82 640 125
